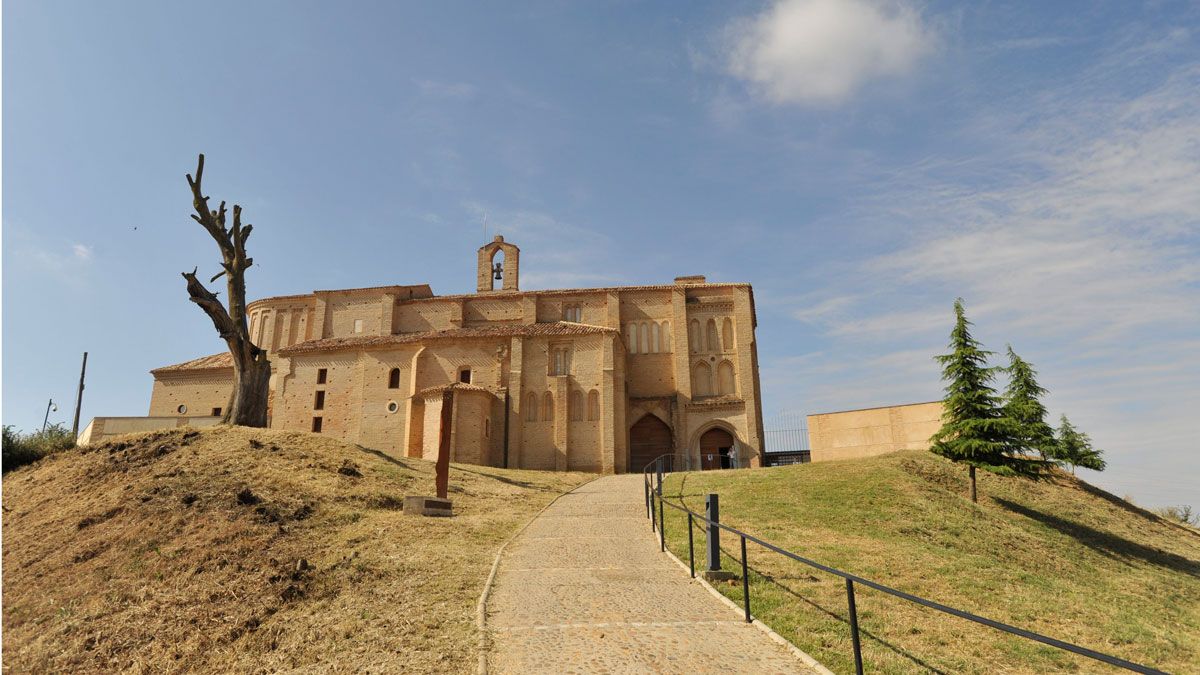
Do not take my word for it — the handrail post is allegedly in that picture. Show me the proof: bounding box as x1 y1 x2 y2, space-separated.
740 535 751 623
655 459 663 496
659 493 666 552
687 512 695 578
644 476 650 519
705 493 721 573
846 579 864 675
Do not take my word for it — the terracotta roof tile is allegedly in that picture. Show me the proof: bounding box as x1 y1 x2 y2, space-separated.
277 321 618 356
150 352 233 375
416 382 496 398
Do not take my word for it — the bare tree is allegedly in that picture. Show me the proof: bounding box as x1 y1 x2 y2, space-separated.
181 154 270 426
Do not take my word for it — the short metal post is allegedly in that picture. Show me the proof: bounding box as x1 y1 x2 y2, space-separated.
644 478 650 519
659 494 666 552
687 512 695 578
740 535 751 623
656 459 663 496
705 493 721 572
846 578 864 675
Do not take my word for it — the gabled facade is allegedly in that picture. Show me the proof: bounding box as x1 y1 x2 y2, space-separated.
149 236 765 473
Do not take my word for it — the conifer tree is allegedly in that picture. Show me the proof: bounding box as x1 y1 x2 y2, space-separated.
1002 346 1060 461
1056 415 1106 474
930 299 1041 502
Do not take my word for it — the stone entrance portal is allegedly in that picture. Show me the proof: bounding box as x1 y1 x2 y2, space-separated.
629 414 672 473
700 428 735 470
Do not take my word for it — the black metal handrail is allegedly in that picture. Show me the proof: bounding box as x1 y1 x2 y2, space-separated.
641 458 1166 675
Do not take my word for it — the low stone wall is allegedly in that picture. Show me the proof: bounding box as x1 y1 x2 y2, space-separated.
807 401 943 463
77 416 222 446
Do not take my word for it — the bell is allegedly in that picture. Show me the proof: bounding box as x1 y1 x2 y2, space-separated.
493 262 503 280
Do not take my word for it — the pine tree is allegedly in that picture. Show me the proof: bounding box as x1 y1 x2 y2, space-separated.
1056 415 1106 474
1002 346 1060 461
930 299 1041 502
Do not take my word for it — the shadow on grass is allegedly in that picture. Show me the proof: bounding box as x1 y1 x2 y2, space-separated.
354 445 415 470
449 466 562 493
664 482 949 674
995 498 1200 577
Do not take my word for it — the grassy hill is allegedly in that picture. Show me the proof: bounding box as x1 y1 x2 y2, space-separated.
2 426 590 673
660 451 1199 674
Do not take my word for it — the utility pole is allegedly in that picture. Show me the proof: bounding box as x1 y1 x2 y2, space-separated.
71 352 88 439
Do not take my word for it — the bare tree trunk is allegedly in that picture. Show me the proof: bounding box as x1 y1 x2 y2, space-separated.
181 154 271 427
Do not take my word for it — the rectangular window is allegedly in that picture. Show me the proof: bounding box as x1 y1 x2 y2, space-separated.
311 416 323 433
317 368 328 384
459 369 472 384
563 305 582 322
211 407 222 417
314 390 325 410
354 318 364 333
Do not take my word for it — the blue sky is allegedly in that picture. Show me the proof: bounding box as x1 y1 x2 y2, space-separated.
4 1 1197 507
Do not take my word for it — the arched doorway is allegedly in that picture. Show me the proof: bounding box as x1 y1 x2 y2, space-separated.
699 427 735 470
629 414 672 473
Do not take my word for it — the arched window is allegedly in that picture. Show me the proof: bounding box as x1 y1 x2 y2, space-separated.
626 324 637 354
661 321 671 352
525 392 538 422
587 390 600 421
723 318 734 351
542 391 555 422
718 360 736 396
570 390 584 421
706 319 719 352
639 323 649 354
689 319 701 353
650 323 660 353
693 362 713 397
388 368 401 389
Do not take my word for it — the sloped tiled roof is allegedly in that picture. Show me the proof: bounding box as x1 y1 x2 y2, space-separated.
277 321 618 356
150 352 234 375
415 382 496 398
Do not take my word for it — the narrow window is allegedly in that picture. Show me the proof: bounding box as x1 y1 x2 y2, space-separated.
459 368 472 384
707 319 719 352
317 368 328 384
211 407 222 417
388 368 401 389
723 318 734 351
311 416 323 433
689 319 701 353
694 362 713 396
639 323 649 354
542 391 555 422
570 390 583 421
651 323 660 353
626 324 637 354
525 392 538 422
587 390 600 421
314 390 325 410
718 360 736 396
353 318 364 333
485 418 490 437
661 321 671 352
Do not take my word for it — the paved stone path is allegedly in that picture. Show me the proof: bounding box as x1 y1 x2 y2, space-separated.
486 474 819 674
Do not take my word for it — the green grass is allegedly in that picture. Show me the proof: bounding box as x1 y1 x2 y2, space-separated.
657 451 1200 674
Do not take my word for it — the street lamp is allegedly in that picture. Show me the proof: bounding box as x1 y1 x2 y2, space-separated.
42 398 58 432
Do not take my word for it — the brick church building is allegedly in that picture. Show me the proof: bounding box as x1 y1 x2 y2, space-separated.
146 236 765 473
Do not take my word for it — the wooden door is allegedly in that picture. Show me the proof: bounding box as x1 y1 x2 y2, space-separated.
629 415 672 473
699 428 734 471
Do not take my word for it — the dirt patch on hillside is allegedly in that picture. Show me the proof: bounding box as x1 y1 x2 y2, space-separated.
3 426 589 673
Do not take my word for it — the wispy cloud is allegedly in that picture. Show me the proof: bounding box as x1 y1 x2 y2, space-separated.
413 78 477 100
778 48 1200 505
724 0 936 106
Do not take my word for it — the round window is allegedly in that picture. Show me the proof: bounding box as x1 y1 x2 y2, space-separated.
387 401 399 413
177 404 187 414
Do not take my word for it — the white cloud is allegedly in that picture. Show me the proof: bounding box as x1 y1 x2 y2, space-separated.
72 244 93 260
726 0 935 106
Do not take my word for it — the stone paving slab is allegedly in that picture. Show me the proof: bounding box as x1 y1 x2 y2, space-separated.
486 473 818 674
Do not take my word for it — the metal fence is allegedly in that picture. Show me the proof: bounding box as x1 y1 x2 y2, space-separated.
641 456 1165 675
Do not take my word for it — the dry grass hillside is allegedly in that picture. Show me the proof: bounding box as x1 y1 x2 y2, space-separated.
661 451 1200 674
2 426 590 673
